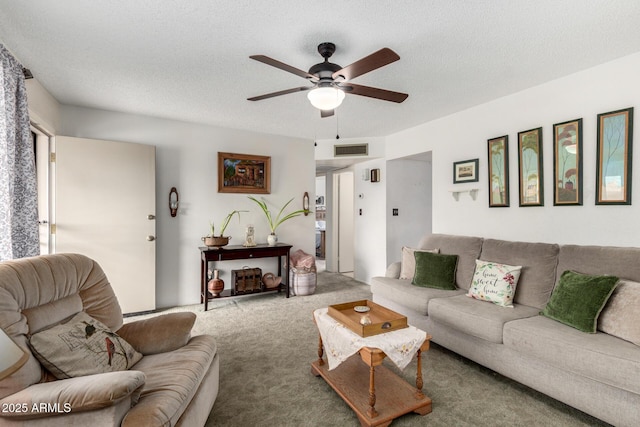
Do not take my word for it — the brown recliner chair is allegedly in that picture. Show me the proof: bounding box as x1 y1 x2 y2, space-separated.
0 253 219 426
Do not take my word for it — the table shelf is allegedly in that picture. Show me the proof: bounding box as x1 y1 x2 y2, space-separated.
199 243 292 311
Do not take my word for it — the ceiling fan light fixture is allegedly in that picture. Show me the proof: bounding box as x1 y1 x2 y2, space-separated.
307 87 345 111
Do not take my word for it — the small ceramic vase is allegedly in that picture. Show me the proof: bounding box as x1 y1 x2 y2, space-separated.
208 269 224 297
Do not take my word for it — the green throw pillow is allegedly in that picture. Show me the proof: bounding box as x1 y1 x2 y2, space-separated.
541 270 619 333
411 251 458 290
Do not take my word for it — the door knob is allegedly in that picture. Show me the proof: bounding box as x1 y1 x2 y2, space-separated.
146 235 156 241
148 214 156 220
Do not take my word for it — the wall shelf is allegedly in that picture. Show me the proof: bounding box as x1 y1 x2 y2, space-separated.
449 188 479 201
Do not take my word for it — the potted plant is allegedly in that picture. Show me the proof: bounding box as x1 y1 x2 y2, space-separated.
202 210 246 248
248 196 307 246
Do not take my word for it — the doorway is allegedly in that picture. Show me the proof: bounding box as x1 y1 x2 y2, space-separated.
54 136 157 314
335 170 354 274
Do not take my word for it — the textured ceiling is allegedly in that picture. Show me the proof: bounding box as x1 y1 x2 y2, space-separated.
1 1 640 142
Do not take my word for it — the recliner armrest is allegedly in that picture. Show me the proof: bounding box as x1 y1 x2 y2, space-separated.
0 370 145 420
385 262 401 279
117 312 196 355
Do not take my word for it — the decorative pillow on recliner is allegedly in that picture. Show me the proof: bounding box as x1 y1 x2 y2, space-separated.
541 270 619 333
399 247 439 280
29 311 142 379
467 259 522 307
412 251 458 290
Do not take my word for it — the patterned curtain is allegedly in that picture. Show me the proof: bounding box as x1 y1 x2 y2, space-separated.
0 44 39 260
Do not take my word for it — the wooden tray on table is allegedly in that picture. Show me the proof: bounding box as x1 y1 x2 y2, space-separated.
327 300 408 337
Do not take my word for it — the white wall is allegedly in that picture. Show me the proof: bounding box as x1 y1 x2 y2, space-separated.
352 159 387 282
385 52 640 248
57 105 315 308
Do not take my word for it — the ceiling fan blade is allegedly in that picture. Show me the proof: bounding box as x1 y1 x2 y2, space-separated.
341 83 408 103
321 109 334 118
332 48 400 81
250 55 319 82
247 86 312 101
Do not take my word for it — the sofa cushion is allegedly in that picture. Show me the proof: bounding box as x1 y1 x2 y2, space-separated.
556 244 640 285
504 315 640 395
467 259 522 307
598 279 640 346
370 277 464 316
428 295 539 343
479 239 559 309
417 234 484 290
540 270 618 333
121 334 217 427
29 312 143 379
412 252 458 290
399 247 439 280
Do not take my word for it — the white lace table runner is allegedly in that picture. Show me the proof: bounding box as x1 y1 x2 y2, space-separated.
313 307 427 371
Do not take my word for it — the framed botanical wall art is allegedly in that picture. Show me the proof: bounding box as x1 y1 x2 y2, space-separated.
517 127 544 207
596 107 633 205
218 152 271 194
553 119 582 206
453 158 479 184
488 135 509 207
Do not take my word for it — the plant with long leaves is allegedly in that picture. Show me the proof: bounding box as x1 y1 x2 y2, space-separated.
248 196 307 234
209 210 247 237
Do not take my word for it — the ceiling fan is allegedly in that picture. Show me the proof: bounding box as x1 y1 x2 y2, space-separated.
247 42 408 118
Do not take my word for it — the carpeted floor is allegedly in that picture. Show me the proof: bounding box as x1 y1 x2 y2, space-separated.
130 272 610 427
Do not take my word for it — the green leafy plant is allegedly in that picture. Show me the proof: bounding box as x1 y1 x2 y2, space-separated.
208 210 247 237
248 196 307 234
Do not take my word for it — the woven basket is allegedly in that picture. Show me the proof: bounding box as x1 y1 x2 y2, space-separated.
289 267 317 296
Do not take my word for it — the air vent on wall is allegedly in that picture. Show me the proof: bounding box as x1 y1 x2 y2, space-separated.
334 143 368 157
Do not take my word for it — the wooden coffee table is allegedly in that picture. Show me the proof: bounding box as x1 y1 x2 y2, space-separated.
311 320 432 426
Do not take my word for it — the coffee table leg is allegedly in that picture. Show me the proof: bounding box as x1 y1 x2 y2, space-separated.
367 364 378 418
415 348 424 399
317 334 324 366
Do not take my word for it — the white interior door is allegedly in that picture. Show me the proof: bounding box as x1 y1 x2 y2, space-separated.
54 136 156 314
337 171 354 273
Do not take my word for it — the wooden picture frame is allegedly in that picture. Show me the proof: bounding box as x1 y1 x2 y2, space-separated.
553 119 583 206
453 158 479 184
218 152 271 194
517 127 544 206
596 107 633 205
488 136 509 207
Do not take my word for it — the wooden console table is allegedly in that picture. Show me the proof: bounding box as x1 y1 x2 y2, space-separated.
199 243 292 311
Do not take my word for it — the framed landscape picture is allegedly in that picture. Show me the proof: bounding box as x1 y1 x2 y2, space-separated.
218 152 271 194
517 127 544 207
453 158 479 183
553 119 582 206
488 135 509 207
596 107 633 205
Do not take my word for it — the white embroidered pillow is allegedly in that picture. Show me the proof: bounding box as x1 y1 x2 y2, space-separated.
467 259 522 307
399 247 439 280
29 311 142 379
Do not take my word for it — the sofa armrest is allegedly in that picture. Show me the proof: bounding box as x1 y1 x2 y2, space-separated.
0 370 145 420
117 312 196 355
385 262 402 279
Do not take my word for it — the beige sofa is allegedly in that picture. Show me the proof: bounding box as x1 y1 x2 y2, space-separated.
0 253 219 426
371 234 640 427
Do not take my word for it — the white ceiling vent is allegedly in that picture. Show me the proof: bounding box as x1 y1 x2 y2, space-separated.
334 143 368 157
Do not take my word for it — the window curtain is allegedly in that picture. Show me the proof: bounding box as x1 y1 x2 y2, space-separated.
0 44 39 260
